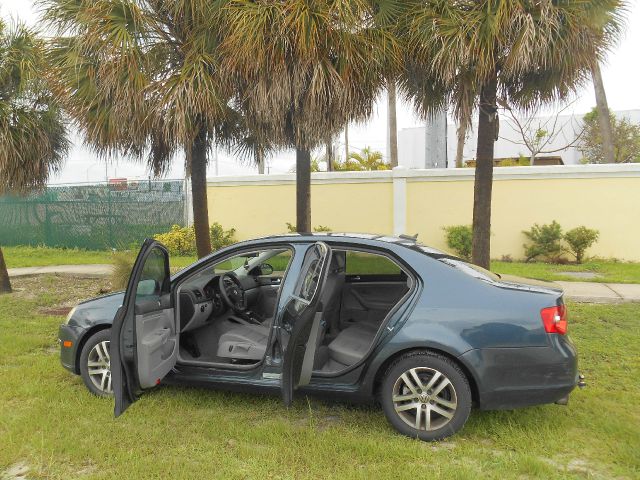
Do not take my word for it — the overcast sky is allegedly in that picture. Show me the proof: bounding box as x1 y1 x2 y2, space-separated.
3 0 640 183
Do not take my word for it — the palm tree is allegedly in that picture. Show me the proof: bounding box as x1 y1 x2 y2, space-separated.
455 122 468 168
335 147 390 171
398 0 626 268
220 1 396 232
0 20 69 293
43 0 236 258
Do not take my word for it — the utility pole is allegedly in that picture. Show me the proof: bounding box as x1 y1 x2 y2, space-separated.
424 109 448 168
387 80 399 167
591 62 616 164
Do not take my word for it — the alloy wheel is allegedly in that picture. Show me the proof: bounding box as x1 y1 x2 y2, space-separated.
87 340 112 394
392 367 458 431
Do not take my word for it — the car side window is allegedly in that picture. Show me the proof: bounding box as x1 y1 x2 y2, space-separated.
293 246 324 301
344 251 403 277
136 247 168 300
268 250 292 275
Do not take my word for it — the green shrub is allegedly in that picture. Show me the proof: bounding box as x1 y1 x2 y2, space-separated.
209 222 236 251
153 225 196 256
153 223 236 256
523 221 564 262
443 225 472 260
286 222 332 233
111 251 135 290
564 226 599 264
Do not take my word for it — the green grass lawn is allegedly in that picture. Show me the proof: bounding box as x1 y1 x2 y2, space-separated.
3 245 196 269
4 245 640 284
492 260 640 284
1 276 638 479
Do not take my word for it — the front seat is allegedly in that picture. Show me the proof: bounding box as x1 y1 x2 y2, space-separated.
217 322 271 361
217 252 347 362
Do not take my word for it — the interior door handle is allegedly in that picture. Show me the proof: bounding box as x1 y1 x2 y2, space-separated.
144 328 170 351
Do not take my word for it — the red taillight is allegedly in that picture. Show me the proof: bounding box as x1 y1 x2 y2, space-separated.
541 305 568 335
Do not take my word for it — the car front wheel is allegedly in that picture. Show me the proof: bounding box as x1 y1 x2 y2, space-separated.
79 329 113 397
380 351 472 441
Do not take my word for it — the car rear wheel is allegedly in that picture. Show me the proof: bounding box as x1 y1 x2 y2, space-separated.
79 329 113 397
380 351 472 441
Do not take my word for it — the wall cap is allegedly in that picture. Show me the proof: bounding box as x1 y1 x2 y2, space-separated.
207 163 640 186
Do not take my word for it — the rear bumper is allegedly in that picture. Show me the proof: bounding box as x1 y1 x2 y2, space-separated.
58 324 83 374
460 336 579 410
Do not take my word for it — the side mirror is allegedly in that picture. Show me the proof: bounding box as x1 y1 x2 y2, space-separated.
260 263 274 275
137 279 158 296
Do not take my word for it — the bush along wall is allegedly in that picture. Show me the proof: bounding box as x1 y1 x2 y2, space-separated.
522 221 599 264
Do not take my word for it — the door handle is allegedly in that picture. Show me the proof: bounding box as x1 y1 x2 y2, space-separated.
144 328 171 351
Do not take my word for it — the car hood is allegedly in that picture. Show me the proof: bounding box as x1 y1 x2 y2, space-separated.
494 274 564 296
68 291 124 328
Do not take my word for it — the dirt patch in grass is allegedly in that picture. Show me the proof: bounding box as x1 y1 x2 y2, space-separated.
1 462 30 480
39 306 73 316
10 275 113 308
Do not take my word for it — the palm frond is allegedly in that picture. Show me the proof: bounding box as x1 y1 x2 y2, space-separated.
0 19 69 194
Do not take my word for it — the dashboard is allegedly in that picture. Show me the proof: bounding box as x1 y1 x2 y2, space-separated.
178 274 267 333
179 276 225 332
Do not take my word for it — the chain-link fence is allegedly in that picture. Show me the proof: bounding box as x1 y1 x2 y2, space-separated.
0 179 187 250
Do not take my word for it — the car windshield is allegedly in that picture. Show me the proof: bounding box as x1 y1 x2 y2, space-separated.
437 257 501 282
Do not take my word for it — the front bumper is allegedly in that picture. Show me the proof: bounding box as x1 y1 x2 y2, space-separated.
58 324 84 374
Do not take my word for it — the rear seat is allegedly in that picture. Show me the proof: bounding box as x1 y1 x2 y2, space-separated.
326 323 378 366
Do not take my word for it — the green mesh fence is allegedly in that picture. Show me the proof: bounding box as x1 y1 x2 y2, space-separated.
0 180 186 250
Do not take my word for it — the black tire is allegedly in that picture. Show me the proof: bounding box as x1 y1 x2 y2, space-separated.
380 351 472 441
79 329 113 397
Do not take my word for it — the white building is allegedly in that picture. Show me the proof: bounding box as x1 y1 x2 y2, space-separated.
398 109 640 168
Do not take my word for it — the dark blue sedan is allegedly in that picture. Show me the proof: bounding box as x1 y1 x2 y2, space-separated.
59 233 580 441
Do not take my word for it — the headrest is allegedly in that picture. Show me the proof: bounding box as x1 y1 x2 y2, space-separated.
330 251 346 273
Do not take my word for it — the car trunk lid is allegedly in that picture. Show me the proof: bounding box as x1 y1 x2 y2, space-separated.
495 274 564 296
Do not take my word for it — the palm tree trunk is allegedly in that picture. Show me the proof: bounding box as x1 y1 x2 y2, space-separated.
591 62 615 163
388 81 398 168
472 72 498 269
344 124 349 161
190 129 212 258
296 147 311 232
256 147 265 174
455 121 467 168
325 136 334 172
0 246 12 294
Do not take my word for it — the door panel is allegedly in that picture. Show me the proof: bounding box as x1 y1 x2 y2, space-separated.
281 242 331 406
135 294 176 389
111 239 174 417
340 281 408 329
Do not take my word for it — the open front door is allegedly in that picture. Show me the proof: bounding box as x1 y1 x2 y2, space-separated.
281 242 332 406
111 239 177 417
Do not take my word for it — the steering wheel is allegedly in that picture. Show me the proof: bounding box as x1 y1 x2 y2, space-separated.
218 272 247 312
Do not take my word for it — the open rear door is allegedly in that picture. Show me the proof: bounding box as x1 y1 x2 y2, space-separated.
111 239 177 417
281 242 332 406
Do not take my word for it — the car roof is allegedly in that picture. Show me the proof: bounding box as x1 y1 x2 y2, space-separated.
251 232 448 256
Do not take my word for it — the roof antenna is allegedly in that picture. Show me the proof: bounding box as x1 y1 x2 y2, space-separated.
399 233 418 241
